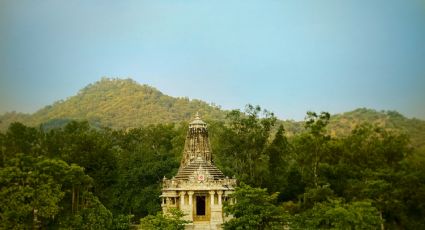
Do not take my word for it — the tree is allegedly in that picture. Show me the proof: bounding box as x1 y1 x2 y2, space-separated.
0 154 65 229
395 157 425 229
2 122 42 161
289 198 382 229
214 105 276 187
305 111 330 189
0 151 115 229
265 124 290 200
223 183 284 230
111 124 181 219
61 191 113 229
139 208 190 230
293 111 330 189
338 124 412 229
43 121 119 210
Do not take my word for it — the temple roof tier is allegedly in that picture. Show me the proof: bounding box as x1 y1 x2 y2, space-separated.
176 156 225 180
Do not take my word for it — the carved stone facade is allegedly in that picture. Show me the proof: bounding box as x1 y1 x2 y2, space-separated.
161 113 236 230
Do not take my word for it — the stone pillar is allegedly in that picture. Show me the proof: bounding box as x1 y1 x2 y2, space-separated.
217 191 223 206
188 191 194 206
209 191 215 206
179 191 186 206
187 191 194 222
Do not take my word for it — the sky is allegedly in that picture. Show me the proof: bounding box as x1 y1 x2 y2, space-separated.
1 0 425 121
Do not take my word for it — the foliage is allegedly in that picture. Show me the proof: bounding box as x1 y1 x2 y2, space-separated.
110 124 182 219
0 78 226 130
266 124 290 200
0 152 113 229
61 191 113 229
328 108 425 149
223 183 284 230
139 208 190 230
290 198 382 229
213 105 276 187
1 104 425 229
2 79 424 150
296 111 331 189
0 154 64 229
112 214 135 230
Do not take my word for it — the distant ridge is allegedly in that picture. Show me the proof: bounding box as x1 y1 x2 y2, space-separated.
329 108 425 149
1 78 424 149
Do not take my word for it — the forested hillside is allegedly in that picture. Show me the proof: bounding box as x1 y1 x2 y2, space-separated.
0 78 226 130
1 78 425 149
329 108 425 150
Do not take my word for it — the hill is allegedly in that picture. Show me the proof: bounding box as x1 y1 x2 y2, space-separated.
329 108 425 150
1 78 424 149
0 78 227 130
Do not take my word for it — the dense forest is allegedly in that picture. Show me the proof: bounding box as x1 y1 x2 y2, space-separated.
1 104 425 229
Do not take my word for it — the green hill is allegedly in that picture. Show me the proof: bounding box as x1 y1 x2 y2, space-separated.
329 108 425 149
0 78 227 130
1 78 424 149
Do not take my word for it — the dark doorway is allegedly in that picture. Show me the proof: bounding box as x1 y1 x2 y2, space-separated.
196 196 206 216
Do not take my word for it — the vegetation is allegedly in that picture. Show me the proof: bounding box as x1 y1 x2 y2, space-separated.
0 78 226 131
1 78 425 150
1 82 425 229
0 121 181 229
223 183 284 230
216 107 425 229
139 208 190 230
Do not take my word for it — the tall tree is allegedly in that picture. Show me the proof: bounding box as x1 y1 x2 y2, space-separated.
214 105 276 187
265 124 290 200
294 111 330 189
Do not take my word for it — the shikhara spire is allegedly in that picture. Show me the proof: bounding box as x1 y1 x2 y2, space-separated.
179 113 212 168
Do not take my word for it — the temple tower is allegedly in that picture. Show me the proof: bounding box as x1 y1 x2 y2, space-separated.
161 113 237 230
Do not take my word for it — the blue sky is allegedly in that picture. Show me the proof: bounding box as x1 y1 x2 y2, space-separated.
1 0 424 120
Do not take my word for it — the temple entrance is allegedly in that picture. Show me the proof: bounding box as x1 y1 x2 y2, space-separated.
196 196 206 215
193 195 209 221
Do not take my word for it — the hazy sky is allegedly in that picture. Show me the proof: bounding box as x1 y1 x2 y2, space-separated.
1 0 425 120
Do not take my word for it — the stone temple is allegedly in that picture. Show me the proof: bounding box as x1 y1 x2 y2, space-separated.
161 113 237 230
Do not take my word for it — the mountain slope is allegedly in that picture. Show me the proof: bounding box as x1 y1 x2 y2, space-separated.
329 108 425 149
0 78 227 130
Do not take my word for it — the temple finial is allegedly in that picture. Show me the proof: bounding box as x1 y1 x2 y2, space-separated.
190 112 205 126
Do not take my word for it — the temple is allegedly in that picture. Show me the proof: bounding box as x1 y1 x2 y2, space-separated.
161 113 237 230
